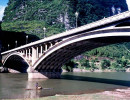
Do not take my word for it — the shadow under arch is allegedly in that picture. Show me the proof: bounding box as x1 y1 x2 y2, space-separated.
3 52 29 73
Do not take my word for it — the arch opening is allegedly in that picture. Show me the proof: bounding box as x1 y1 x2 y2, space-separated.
4 54 29 73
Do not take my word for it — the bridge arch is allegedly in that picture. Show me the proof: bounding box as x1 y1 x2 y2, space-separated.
33 28 130 72
3 52 30 73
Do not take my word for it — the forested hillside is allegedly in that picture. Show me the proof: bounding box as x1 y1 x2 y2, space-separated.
2 0 128 37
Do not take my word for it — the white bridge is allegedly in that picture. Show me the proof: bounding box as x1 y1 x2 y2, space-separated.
1 11 130 78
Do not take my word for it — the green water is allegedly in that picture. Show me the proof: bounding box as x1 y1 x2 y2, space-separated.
0 72 130 99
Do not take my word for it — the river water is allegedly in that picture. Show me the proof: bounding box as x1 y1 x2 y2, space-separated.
0 72 130 99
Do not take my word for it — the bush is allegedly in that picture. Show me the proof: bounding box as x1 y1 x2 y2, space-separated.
80 58 91 69
101 59 111 70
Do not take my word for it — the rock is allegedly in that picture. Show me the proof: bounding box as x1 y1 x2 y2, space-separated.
0 67 9 73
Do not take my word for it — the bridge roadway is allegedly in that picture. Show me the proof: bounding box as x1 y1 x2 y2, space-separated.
1 11 130 78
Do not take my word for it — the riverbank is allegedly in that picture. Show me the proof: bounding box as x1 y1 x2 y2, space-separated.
63 68 130 73
8 88 130 100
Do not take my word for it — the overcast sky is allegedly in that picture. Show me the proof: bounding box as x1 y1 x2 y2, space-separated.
0 0 8 21
0 6 6 21
0 0 130 21
126 0 130 10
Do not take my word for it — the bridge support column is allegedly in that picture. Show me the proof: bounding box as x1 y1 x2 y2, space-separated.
36 46 39 58
50 42 53 48
24 50 26 56
40 45 43 56
26 49 28 59
45 44 47 52
29 48 31 60
32 47 37 65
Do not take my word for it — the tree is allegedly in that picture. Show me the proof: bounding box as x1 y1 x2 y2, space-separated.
90 60 95 71
80 58 90 69
110 60 127 72
62 60 76 72
101 59 111 69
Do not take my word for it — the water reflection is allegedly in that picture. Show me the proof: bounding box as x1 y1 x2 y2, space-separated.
25 79 47 98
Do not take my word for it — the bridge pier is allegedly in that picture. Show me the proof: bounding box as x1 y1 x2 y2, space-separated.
27 67 61 79
28 72 61 79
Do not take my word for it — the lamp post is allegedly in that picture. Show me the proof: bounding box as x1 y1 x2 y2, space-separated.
43 27 46 38
75 12 79 28
8 44 10 50
26 35 28 44
15 40 17 48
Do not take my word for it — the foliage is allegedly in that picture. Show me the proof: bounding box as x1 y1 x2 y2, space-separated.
110 57 130 72
62 60 76 72
80 58 91 69
110 62 126 72
90 60 96 71
101 59 111 69
2 21 65 38
2 0 128 37
90 58 99 70
84 43 130 60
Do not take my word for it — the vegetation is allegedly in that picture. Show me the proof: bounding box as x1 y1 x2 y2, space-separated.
63 56 130 72
80 59 91 69
101 59 111 70
2 20 65 38
85 43 130 59
62 60 76 72
2 0 128 38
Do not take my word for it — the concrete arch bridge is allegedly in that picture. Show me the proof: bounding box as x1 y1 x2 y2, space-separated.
1 11 130 78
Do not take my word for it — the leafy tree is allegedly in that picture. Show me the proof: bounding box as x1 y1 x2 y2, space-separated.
110 59 128 72
117 57 129 68
90 60 96 71
80 58 91 69
62 60 76 72
101 59 111 69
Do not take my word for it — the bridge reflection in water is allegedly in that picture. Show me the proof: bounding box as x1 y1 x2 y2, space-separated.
25 79 46 99
1 11 130 79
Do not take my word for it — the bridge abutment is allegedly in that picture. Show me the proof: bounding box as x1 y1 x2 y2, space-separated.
27 66 61 79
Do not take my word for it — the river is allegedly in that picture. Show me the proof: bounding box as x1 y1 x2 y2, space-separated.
0 72 130 99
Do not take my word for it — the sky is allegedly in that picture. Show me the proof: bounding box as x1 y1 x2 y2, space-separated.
126 0 130 10
0 0 8 21
0 0 130 21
